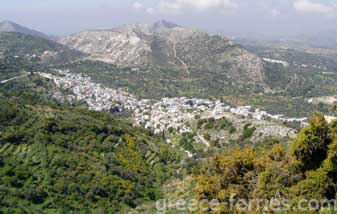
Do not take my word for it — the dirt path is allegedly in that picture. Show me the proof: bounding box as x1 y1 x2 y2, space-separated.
197 133 210 147
172 41 190 73
0 73 29 84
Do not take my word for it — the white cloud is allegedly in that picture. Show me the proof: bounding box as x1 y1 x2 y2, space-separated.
159 1 183 12
159 0 237 13
146 7 155 14
294 0 334 15
132 2 156 14
132 2 144 11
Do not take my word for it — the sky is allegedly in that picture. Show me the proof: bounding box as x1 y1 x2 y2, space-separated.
1 0 337 39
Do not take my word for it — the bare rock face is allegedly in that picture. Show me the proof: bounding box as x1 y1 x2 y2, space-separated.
223 48 265 83
60 20 265 84
60 31 153 67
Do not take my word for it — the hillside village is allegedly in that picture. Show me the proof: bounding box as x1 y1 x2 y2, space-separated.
2 15 337 213
37 70 327 137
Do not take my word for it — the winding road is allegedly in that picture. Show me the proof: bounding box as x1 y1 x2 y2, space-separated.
157 34 190 73
0 73 29 84
172 41 190 74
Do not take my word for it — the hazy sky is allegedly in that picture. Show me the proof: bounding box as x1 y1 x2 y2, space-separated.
1 0 337 38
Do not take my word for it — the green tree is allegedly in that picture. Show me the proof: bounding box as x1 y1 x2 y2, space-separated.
291 113 332 171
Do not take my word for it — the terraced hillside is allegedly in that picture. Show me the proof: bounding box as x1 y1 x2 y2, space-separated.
0 92 182 213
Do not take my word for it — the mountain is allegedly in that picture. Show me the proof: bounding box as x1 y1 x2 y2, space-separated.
0 20 85 64
0 32 85 64
55 21 337 116
1 20 337 213
0 20 86 64
151 19 180 31
59 20 265 84
0 20 49 40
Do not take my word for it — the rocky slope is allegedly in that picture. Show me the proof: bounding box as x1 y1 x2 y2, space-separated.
60 20 265 84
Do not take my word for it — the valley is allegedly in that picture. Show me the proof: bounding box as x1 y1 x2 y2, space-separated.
35 70 300 152
0 18 337 213
4 69 335 156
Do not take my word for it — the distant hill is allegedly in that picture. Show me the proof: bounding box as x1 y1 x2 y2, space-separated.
0 20 49 40
60 20 265 84
306 30 337 49
0 32 85 64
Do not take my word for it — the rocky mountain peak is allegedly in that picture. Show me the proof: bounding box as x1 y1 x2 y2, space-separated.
113 23 150 34
59 21 265 84
110 20 183 37
151 20 180 32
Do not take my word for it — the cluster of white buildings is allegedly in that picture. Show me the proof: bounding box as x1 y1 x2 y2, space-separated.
262 58 328 70
221 105 307 123
293 63 327 70
38 70 140 112
262 58 289 67
308 96 337 105
39 70 334 135
135 99 308 134
135 97 217 134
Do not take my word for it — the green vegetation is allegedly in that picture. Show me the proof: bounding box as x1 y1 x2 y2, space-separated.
53 60 264 100
0 73 68 108
228 94 335 118
203 133 211 141
194 113 337 212
249 45 337 98
0 32 83 64
52 59 337 118
1 37 337 213
242 123 256 139
0 56 38 80
0 70 336 213
179 132 196 153
291 112 331 171
197 117 236 133
0 93 181 213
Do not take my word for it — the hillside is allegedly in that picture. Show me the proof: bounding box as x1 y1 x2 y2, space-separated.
4 0 337 212
0 32 85 64
192 113 337 213
0 44 337 213
0 90 182 213
129 112 337 213
244 45 337 97
0 20 49 40
0 56 31 80
55 21 337 118
53 59 337 118
59 20 265 85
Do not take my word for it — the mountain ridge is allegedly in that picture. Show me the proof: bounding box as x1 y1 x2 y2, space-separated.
0 32 85 64
59 20 266 84
0 20 49 40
